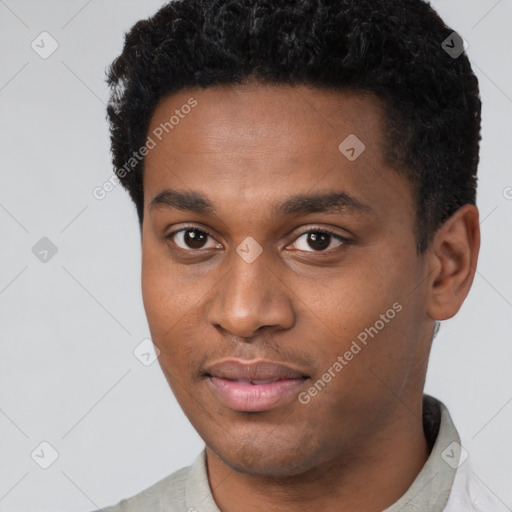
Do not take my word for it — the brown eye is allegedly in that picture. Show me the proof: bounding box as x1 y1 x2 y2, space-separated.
183 229 208 249
167 228 217 250
291 230 348 253
306 232 331 251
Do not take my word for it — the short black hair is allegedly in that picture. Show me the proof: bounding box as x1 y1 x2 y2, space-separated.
106 0 481 253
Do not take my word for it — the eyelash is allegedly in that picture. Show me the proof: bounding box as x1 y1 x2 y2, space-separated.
165 224 350 254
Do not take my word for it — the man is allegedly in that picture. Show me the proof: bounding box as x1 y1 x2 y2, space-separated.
96 0 504 510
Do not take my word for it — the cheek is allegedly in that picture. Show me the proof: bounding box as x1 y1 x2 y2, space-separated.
293 263 401 337
292 258 421 392
141 257 170 335
141 245 185 356
141 244 211 374
142 239 190 324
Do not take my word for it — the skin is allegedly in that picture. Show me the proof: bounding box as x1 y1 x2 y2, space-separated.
141 82 480 512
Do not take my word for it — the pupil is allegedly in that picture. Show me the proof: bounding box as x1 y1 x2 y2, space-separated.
308 232 330 251
185 229 206 249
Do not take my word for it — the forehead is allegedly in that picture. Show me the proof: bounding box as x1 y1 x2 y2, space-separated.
143 83 413 223
146 83 386 156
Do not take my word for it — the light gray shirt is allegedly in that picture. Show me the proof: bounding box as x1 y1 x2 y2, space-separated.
95 395 507 511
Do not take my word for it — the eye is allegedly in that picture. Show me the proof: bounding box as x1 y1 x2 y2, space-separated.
166 226 350 254
289 229 349 253
166 226 219 251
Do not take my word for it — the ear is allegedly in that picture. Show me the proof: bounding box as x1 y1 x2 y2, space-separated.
426 204 480 321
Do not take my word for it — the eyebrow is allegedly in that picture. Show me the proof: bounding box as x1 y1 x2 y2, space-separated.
149 189 216 215
149 189 374 218
275 191 373 218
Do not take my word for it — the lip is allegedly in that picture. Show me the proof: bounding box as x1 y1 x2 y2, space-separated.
204 359 309 412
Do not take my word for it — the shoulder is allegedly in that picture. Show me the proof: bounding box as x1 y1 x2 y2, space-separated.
92 465 191 512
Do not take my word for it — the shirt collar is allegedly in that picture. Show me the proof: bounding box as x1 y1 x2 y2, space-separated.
383 395 460 512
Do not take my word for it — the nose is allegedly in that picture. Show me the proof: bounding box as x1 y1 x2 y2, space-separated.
206 246 295 339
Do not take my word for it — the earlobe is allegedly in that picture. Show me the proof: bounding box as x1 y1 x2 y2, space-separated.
426 204 480 321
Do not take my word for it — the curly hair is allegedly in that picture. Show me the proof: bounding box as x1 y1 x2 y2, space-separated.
106 0 481 253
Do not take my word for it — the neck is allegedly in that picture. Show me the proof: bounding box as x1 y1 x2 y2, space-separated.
206 398 430 512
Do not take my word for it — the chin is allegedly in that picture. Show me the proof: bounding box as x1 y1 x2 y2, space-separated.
206 431 327 478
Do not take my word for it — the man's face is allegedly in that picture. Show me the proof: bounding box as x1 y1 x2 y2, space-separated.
141 83 433 476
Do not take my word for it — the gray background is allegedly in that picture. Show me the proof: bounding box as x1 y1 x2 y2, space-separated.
1 1 511 510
